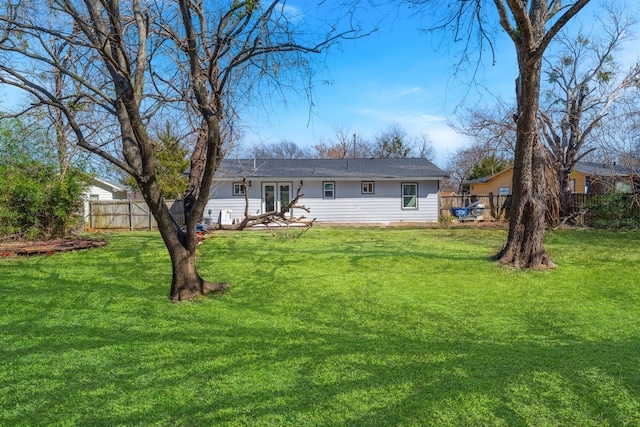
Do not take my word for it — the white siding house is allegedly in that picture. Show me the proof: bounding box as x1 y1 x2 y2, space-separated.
206 158 447 225
84 178 128 201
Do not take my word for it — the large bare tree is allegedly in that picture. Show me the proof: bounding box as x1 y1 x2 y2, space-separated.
409 0 590 268
0 1 355 300
487 1 590 268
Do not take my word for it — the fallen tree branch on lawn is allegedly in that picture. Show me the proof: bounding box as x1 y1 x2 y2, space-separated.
232 177 315 237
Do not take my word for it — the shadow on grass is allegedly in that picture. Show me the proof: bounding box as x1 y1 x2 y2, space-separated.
3 306 639 426
2 230 639 425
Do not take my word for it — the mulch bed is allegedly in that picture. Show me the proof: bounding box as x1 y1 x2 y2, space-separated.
0 239 108 257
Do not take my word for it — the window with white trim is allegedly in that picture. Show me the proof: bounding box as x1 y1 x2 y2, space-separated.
361 181 375 194
323 181 335 199
233 182 245 196
402 183 418 209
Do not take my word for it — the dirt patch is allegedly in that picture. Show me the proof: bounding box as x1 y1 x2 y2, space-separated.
0 239 108 257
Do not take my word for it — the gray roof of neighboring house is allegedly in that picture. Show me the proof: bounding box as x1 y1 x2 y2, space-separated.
215 158 448 180
464 169 508 184
573 161 637 177
465 161 638 184
92 177 127 193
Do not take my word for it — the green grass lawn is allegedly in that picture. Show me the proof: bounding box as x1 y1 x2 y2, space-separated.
1 227 639 426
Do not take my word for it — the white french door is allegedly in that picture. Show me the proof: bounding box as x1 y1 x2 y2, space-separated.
262 182 292 214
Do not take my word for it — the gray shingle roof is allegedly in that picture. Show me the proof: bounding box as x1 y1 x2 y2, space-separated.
573 162 637 177
215 158 448 179
465 161 638 184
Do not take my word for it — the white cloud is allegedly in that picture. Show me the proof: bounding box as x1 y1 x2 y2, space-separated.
418 114 447 122
281 4 303 21
396 86 424 98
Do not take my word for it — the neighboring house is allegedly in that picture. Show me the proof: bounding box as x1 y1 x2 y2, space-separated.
467 162 637 196
84 178 128 201
206 158 448 225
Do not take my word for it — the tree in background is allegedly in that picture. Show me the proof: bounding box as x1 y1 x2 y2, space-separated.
124 124 190 199
452 102 517 159
597 96 640 166
252 124 435 161
592 91 640 188
153 126 190 199
371 123 412 158
312 126 372 159
466 155 512 182
445 144 512 193
415 133 435 160
252 140 310 159
450 103 516 192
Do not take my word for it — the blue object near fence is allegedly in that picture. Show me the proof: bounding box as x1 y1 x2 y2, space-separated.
450 207 469 218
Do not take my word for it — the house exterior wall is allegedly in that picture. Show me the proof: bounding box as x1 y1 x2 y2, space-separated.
207 179 440 224
469 170 513 196
572 172 588 194
85 184 127 201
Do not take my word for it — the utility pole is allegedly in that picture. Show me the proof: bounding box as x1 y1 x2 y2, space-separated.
353 133 357 158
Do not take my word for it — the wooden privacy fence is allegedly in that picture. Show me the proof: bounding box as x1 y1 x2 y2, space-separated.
86 200 185 230
87 194 635 229
440 193 637 222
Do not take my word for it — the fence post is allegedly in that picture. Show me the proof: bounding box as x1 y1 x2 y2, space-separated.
129 201 133 231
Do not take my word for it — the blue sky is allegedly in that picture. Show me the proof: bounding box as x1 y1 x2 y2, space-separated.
240 0 640 167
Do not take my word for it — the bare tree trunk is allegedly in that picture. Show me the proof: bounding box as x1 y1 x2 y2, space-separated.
494 58 556 269
137 172 229 301
167 242 230 301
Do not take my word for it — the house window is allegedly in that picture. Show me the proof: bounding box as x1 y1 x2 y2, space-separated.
361 181 375 194
402 183 418 209
233 182 245 196
569 179 576 193
498 187 510 196
616 180 632 193
89 194 99 201
323 181 335 199
585 176 591 194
